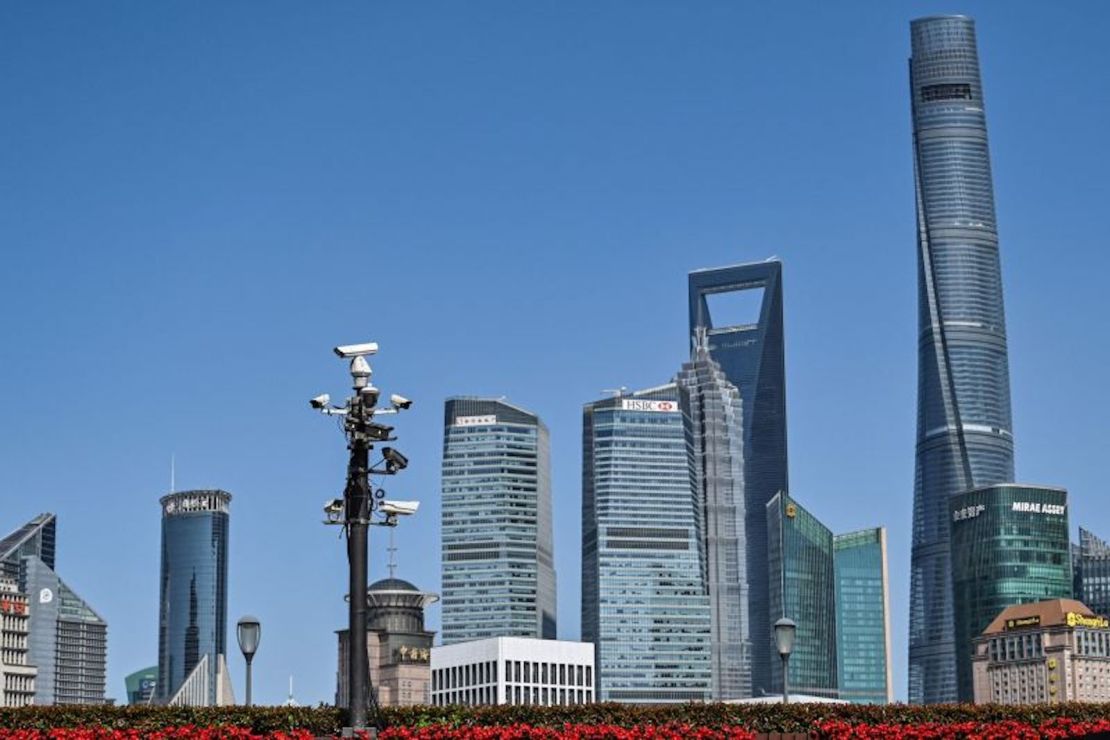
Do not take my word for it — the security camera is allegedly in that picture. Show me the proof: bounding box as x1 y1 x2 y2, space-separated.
379 500 419 517
310 394 331 409
366 423 394 441
382 447 409 472
390 394 413 410
323 499 345 524
334 342 379 359
360 386 381 405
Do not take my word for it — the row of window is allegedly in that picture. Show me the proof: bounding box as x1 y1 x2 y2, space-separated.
433 685 593 707
433 660 592 690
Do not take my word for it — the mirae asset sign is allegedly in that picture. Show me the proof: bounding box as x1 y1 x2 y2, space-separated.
620 399 679 413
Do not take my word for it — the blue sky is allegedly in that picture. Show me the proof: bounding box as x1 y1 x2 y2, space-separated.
1 1 1107 705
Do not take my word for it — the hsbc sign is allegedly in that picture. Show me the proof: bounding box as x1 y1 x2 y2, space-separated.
621 399 679 413
455 415 498 426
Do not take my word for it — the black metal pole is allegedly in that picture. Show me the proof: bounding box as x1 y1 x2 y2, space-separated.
782 654 790 704
347 403 370 730
245 655 253 707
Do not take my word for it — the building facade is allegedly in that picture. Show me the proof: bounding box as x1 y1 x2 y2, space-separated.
833 528 893 704
1073 528 1110 618
124 666 157 705
907 15 1017 704
156 490 231 706
676 329 750 700
581 385 712 702
949 484 1072 702
337 577 438 708
431 637 594 706
0 514 106 705
766 493 837 699
972 599 1110 704
440 398 556 645
0 578 36 708
688 260 788 695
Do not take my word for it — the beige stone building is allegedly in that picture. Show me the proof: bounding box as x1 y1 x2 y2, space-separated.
972 598 1110 704
0 578 37 707
337 577 438 708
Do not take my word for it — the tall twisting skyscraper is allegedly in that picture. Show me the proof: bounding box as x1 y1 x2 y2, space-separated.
689 260 787 695
908 16 1015 704
440 398 556 644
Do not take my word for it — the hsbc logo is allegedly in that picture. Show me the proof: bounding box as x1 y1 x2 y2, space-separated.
621 399 679 413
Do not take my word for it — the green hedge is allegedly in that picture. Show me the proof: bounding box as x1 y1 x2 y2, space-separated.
3 702 1110 733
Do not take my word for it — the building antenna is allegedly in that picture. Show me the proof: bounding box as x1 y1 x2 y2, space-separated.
171 454 175 493
386 527 398 580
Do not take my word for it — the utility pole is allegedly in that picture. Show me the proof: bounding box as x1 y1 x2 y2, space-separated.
311 342 417 734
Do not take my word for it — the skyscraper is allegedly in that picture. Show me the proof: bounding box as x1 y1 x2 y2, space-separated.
440 398 556 644
766 493 837 699
1073 528 1110 618
0 514 106 705
581 385 712 702
689 260 787 695
834 528 893 704
676 329 750 700
949 484 1072 702
908 15 1016 704
156 490 232 706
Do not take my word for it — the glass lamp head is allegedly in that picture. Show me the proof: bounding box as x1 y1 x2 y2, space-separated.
774 617 797 657
237 615 262 659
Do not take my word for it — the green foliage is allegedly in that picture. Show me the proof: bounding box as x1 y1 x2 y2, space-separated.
3 702 1110 734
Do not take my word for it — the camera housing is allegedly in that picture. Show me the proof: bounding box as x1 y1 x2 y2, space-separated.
310 393 331 409
379 500 419 517
334 342 379 358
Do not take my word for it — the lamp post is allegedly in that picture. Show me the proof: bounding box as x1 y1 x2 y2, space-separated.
774 617 796 704
311 342 415 734
236 615 261 706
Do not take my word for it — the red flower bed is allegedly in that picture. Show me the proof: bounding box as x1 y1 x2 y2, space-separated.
379 725 756 740
0 729 314 740
815 717 1110 739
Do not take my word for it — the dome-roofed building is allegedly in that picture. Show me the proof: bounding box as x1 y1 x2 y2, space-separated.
337 577 438 708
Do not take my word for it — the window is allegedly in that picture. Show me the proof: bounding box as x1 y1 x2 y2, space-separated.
921 83 972 102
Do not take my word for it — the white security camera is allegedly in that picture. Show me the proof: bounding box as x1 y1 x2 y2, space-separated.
390 394 413 410
323 499 345 524
334 342 379 359
310 394 331 409
379 500 419 517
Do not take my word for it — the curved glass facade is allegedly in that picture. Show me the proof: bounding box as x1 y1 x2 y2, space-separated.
949 485 1071 701
581 385 711 702
908 15 1015 704
156 490 230 705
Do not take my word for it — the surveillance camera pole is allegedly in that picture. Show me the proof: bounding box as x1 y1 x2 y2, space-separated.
313 347 410 737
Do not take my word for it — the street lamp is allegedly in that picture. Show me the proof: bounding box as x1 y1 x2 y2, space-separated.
237 615 261 706
774 617 797 704
311 341 415 734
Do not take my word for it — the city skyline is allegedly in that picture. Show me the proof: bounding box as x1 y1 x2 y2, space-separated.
1 3 1107 704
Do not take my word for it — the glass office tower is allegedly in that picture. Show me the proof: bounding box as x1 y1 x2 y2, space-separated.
908 16 1016 704
689 259 787 695
156 490 231 705
1073 528 1110 618
581 385 712 702
676 329 750 699
834 528 893 704
766 493 837 699
949 484 1071 701
440 398 556 644
0 513 107 705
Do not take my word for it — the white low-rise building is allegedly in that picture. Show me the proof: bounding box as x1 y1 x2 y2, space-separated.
431 637 594 706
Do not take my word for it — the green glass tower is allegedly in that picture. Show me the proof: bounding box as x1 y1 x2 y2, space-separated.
767 493 837 698
834 528 893 704
949 484 1072 701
